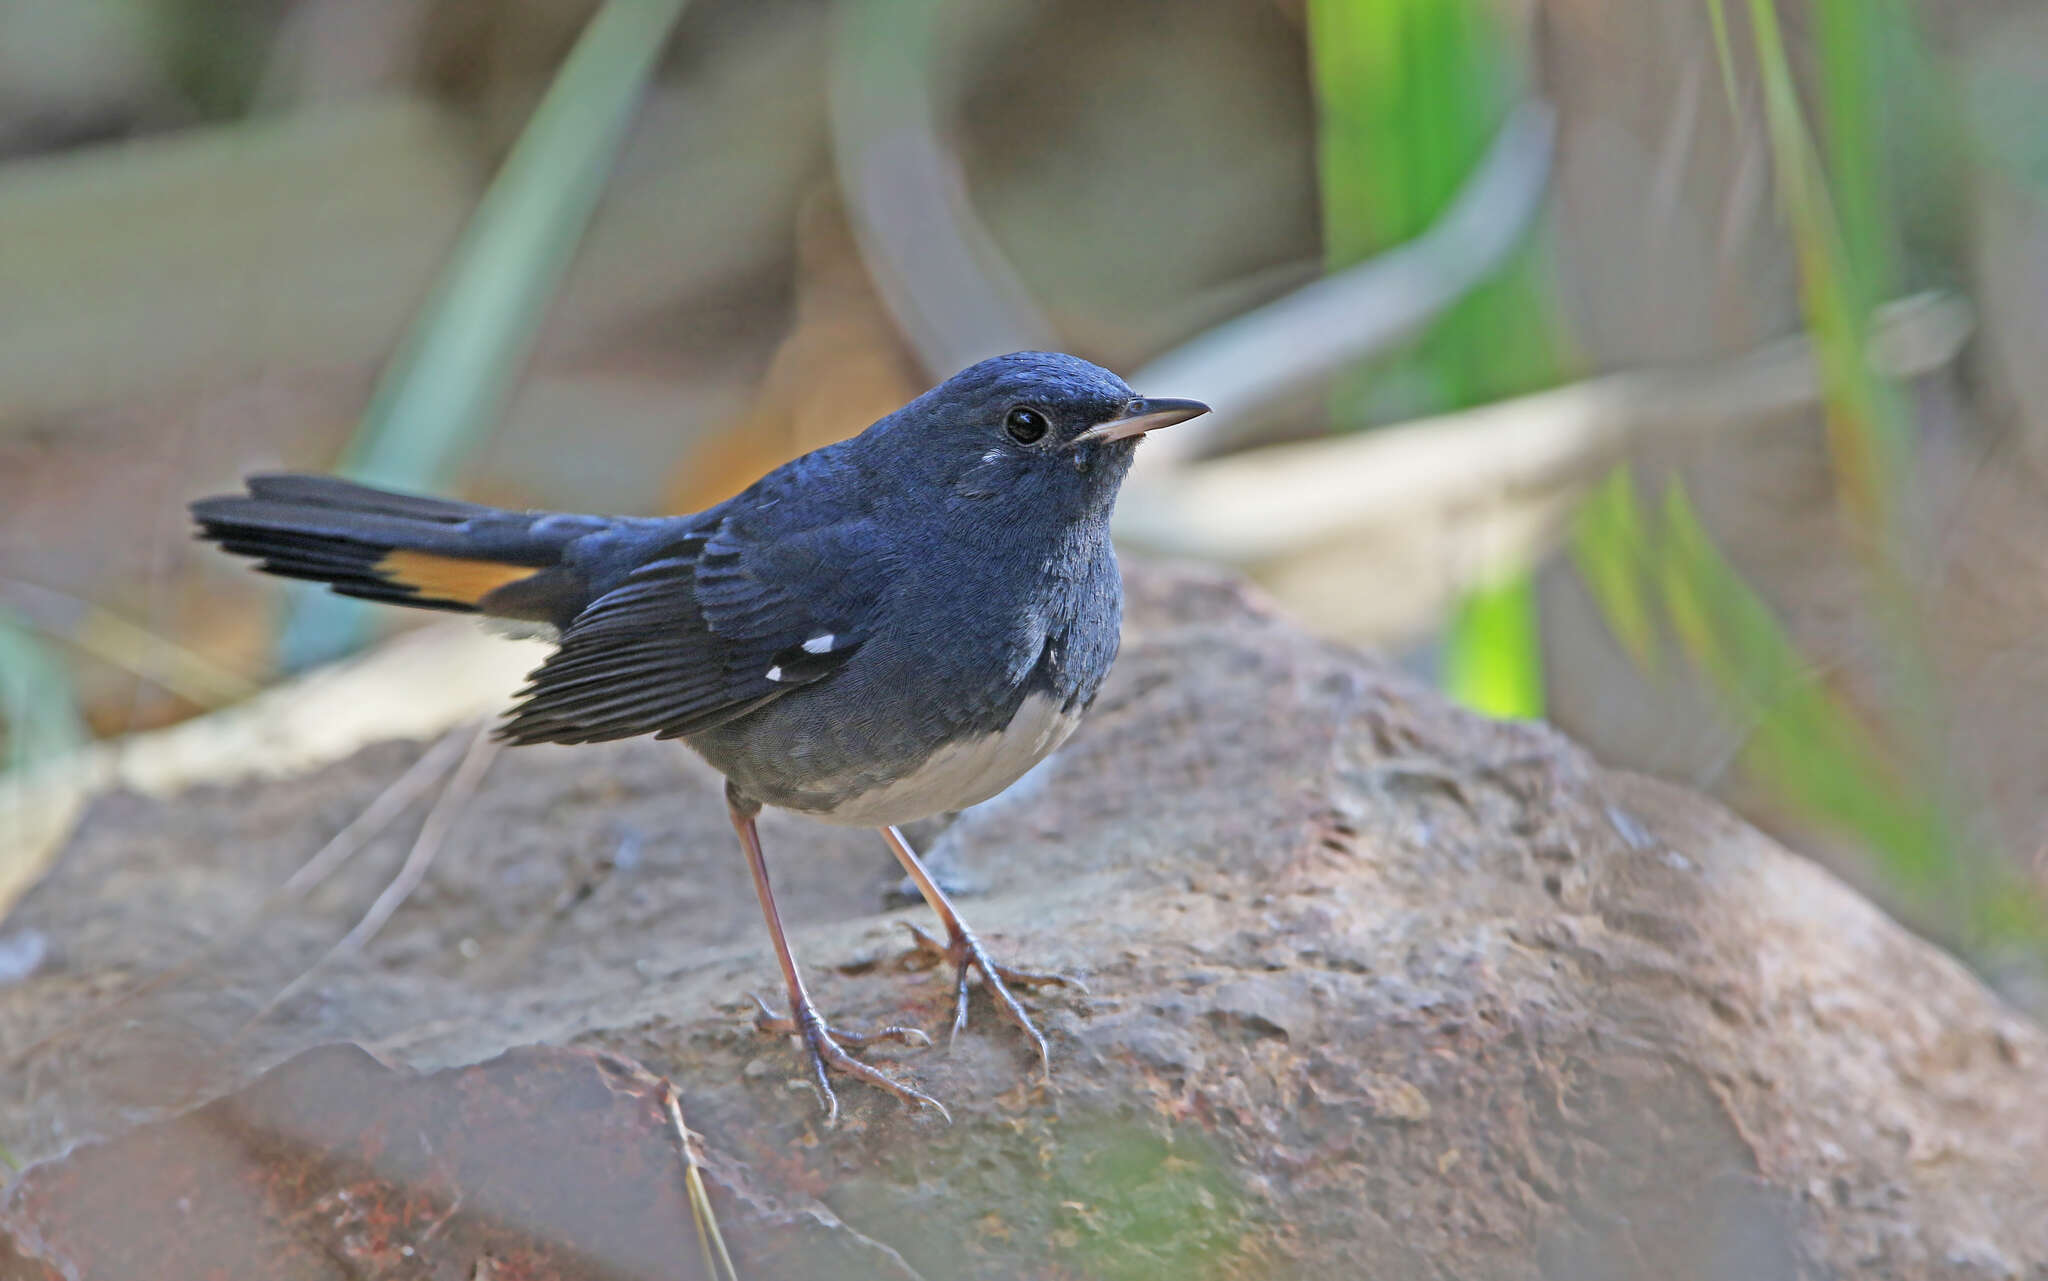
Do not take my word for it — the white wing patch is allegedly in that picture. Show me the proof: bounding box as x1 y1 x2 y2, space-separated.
768 635 840 682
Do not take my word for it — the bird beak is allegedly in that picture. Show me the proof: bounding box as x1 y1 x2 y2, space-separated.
1074 396 1210 445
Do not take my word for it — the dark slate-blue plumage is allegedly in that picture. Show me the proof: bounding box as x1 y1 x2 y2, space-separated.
191 351 1208 1119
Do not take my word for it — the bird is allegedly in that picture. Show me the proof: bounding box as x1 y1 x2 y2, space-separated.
190 351 1208 1122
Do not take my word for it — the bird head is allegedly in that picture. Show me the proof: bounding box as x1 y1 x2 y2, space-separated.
886 351 1207 511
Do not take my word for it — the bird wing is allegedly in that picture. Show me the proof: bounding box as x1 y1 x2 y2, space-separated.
495 505 888 746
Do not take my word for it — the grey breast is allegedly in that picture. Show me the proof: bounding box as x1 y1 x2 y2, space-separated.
788 687 1085 827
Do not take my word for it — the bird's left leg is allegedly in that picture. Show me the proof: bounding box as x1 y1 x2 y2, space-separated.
730 790 943 1123
877 825 1081 1076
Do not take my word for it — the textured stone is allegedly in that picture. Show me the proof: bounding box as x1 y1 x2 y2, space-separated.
2 565 2044 1279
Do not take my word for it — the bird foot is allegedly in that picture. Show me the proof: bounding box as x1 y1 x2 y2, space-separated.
748 994 947 1124
900 921 1083 1076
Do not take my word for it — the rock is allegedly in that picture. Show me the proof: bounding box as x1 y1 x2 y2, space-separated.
1 564 2044 1279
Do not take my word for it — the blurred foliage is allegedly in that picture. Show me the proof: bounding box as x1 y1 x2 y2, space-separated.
1967 35 2048 196
1444 578 1545 719
1307 0 1570 719
1650 483 1935 872
160 0 275 119
1571 469 1660 675
1744 0 1912 529
1815 0 1904 311
1571 0 2047 948
280 0 693 669
0 610 88 774
1577 479 2045 943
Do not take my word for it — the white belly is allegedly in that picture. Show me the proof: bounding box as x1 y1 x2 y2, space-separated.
808 692 1083 827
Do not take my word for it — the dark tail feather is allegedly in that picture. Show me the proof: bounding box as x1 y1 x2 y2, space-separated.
191 473 605 621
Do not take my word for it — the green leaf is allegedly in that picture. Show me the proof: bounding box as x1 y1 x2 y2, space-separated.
1443 575 1545 719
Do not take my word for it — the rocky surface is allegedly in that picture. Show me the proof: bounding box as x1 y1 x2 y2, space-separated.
2 565 2045 1279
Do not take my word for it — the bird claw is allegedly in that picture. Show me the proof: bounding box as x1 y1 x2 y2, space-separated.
747 993 947 1124
899 921 1079 1076
747 993 931 1048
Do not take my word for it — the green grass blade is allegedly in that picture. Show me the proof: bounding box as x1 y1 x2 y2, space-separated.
1654 483 2042 943
1577 10 2027 946
282 0 693 669
1721 2 2006 937
1570 468 1659 673
1816 0 1903 308
1743 0 1911 531
1655 486 1939 882
1308 0 1566 718
1704 0 1743 117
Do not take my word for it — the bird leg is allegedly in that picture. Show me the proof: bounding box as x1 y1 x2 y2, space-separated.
878 825 1082 1078
728 789 945 1124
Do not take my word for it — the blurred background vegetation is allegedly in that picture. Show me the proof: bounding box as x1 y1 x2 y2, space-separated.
3 0 2048 1006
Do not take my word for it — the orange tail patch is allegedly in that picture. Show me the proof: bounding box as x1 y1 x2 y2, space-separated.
377 549 538 607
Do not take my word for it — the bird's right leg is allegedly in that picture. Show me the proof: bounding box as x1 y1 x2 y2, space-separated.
727 785 947 1124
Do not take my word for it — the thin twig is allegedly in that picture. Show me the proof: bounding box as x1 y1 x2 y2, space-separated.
241 719 501 1030
666 1082 739 1281
281 722 475 897
5 724 473 1070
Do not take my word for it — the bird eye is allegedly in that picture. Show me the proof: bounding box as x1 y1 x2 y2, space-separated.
1005 406 1050 444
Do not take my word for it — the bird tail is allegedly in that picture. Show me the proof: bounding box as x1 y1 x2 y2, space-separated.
190 473 597 625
